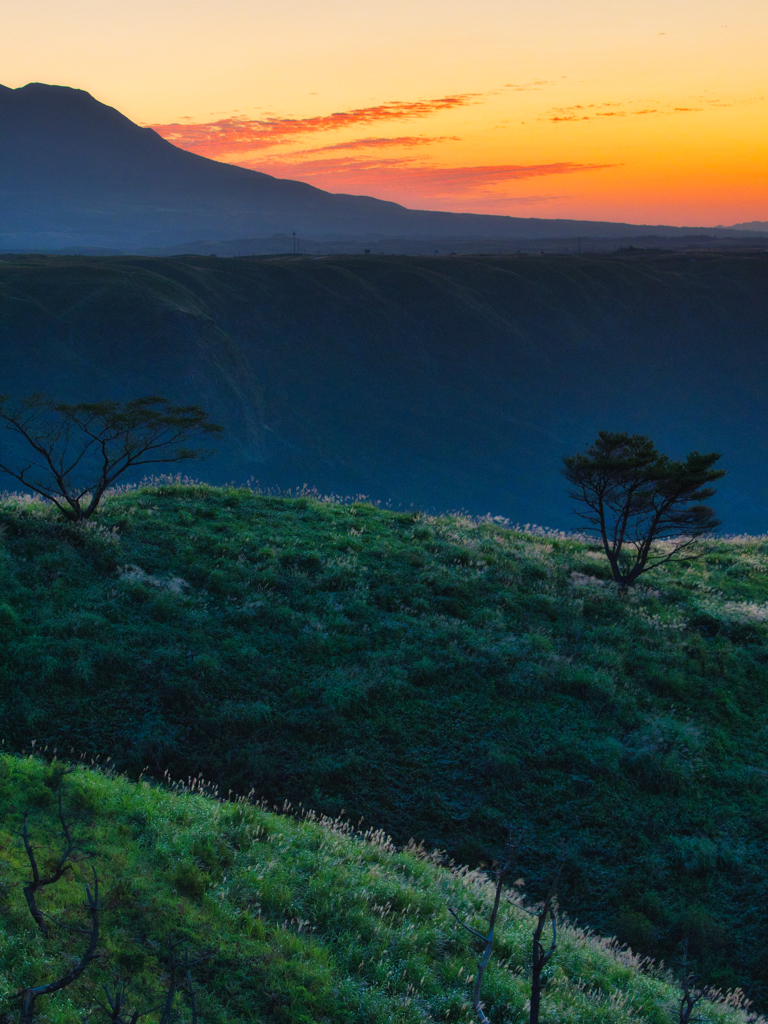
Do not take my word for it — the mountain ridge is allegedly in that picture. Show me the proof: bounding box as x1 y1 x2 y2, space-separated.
0 82 760 250
730 220 768 231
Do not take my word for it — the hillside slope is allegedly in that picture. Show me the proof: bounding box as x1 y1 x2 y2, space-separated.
2 483 768 1000
0 251 767 531
0 754 761 1024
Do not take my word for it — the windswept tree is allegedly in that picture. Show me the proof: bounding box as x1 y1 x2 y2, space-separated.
563 431 724 592
0 394 223 522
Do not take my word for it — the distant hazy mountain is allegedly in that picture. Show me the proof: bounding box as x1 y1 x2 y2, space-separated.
0 82 759 251
730 221 768 232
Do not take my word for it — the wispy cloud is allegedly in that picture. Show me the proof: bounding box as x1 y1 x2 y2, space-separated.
145 82 617 213
493 80 556 93
243 154 614 202
545 100 706 122
146 94 479 159
294 135 460 154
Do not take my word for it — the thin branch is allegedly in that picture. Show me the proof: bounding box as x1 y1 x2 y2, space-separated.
185 954 199 1024
16 775 78 937
447 906 488 943
17 870 101 1023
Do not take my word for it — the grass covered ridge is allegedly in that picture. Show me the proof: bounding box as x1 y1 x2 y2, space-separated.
1 483 768 999
0 754 761 1024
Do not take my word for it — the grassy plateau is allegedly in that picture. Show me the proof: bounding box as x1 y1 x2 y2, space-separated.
1 481 768 1006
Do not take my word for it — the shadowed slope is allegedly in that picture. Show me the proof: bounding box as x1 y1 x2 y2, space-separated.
0 251 767 531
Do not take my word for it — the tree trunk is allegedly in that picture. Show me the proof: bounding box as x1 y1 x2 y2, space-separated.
530 979 543 1024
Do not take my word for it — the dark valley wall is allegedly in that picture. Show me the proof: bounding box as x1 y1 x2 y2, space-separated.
0 250 767 533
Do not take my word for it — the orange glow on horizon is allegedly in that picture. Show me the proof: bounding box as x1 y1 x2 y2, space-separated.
2 0 767 226
146 89 767 225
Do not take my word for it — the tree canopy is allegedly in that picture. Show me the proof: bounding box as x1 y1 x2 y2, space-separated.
0 394 223 521
563 431 724 591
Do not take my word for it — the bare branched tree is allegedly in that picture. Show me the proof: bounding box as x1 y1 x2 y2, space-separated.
528 867 561 1024
9 773 101 1022
93 982 151 1024
563 431 724 593
673 939 705 1024
154 934 207 1024
85 935 207 1024
8 773 209 1024
449 835 563 1024
15 772 77 937
449 834 518 1024
15 868 101 1023
0 394 223 522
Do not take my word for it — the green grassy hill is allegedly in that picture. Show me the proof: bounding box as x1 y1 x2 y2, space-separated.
0 754 761 1024
2 482 768 1002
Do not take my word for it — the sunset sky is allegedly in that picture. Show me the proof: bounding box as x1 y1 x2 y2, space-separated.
3 0 766 225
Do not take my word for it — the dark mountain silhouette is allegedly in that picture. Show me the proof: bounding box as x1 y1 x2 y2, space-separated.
731 220 768 232
0 250 767 533
0 83 758 250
